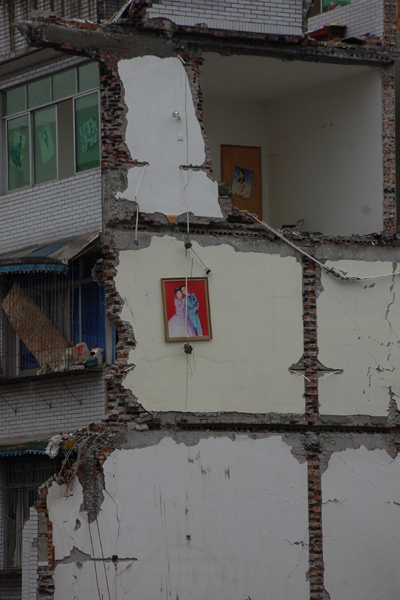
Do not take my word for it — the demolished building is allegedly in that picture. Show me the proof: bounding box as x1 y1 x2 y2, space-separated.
1 0 400 598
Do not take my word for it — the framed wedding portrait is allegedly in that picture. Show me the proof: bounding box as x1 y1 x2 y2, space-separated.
161 277 212 342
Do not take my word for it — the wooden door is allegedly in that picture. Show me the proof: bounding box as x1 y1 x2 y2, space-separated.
398 0 400 33
221 145 262 219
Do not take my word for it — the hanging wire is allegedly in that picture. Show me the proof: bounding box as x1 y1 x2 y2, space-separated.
96 516 112 600
88 521 103 600
241 210 400 282
114 560 136 600
133 162 149 245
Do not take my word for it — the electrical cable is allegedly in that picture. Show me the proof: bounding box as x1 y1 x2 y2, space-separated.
189 247 211 274
318 370 344 381
288 369 311 383
96 516 112 600
88 521 102 600
114 560 136 600
133 163 149 245
241 210 400 282
179 165 191 235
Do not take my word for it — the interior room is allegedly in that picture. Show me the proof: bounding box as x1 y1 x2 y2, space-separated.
201 53 383 236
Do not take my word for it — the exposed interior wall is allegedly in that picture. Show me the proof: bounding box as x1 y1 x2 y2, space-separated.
318 259 400 416
308 0 384 39
115 236 304 414
267 71 383 235
202 54 383 235
48 435 309 600
202 97 272 221
322 446 400 599
117 56 222 219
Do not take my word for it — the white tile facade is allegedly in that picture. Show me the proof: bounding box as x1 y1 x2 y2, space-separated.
146 0 304 36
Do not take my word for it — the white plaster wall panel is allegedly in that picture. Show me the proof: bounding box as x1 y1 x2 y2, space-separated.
48 475 86 561
49 435 309 600
322 446 400 599
117 56 222 218
308 0 384 40
115 236 304 413
267 69 383 235
0 169 102 254
318 260 400 416
146 0 303 36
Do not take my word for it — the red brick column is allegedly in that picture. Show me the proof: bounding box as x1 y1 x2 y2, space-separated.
302 258 320 424
306 439 324 600
382 66 396 237
302 257 325 600
383 0 398 45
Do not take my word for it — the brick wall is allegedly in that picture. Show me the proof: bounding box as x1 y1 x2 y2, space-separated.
308 0 384 39
0 0 98 64
0 371 106 439
382 65 396 237
21 508 38 600
146 0 304 36
0 169 102 254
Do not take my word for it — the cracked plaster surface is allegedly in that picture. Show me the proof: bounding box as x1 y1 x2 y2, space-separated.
322 445 400 599
48 435 308 600
318 260 400 416
115 236 304 413
116 55 222 218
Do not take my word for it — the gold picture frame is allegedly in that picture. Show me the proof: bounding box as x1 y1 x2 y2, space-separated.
161 277 212 342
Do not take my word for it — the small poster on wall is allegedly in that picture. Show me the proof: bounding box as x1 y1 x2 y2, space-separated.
38 124 55 165
79 117 99 153
161 278 212 342
232 166 253 199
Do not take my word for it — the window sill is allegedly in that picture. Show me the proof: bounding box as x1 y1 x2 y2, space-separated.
0 365 105 386
3 166 101 195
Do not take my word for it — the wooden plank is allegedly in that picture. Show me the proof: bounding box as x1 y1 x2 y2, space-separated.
2 282 68 371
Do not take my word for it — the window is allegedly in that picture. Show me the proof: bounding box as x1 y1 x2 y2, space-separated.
309 0 350 16
0 255 110 379
3 62 100 192
0 455 62 569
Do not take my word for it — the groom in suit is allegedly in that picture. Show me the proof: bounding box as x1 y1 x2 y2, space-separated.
181 285 203 336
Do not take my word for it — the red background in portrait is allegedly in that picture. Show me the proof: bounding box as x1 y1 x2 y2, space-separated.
164 279 209 337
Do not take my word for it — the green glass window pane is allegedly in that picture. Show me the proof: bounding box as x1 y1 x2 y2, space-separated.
75 93 100 172
78 63 99 93
28 77 51 109
34 106 57 184
322 0 350 11
52 68 77 101
3 85 26 116
7 115 30 191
